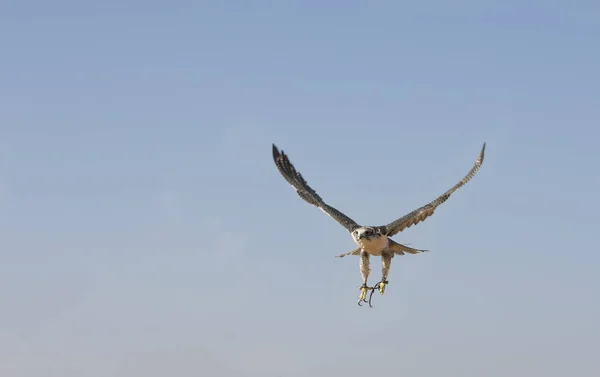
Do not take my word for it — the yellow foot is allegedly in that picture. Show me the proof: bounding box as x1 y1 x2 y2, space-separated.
376 280 389 295
358 284 376 308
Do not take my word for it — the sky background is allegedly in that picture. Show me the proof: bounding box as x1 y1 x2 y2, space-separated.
1 1 599 376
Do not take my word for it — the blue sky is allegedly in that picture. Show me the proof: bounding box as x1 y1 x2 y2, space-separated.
1 1 599 376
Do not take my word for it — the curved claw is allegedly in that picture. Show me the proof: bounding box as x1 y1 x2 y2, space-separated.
359 281 389 308
358 285 376 308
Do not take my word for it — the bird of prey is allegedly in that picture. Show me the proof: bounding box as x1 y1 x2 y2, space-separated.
272 142 486 307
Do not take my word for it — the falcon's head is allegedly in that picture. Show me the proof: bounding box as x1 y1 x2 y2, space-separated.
352 227 382 241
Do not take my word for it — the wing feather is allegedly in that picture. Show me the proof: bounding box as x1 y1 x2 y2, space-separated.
272 144 360 232
389 240 429 255
381 142 486 237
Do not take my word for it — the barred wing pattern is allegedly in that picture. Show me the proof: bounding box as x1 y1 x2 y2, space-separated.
272 144 360 232
380 143 486 237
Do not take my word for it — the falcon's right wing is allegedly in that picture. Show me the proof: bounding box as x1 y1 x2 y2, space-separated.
272 144 360 233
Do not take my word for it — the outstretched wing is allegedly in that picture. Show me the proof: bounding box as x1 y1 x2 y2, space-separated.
379 142 486 237
272 144 360 232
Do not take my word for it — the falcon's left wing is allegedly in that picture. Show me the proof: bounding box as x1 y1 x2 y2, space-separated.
379 142 486 237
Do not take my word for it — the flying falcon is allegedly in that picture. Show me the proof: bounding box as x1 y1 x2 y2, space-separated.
272 142 486 307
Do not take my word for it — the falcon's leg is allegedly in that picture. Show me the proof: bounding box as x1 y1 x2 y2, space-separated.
375 251 393 295
358 250 374 307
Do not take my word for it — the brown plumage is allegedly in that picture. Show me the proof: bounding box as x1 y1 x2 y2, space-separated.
272 142 486 307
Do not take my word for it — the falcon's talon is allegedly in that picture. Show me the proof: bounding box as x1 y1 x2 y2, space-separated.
375 280 389 295
358 284 376 308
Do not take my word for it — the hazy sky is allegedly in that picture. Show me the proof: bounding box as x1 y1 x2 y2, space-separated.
1 1 599 376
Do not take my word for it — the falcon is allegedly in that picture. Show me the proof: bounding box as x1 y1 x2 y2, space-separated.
272 142 486 307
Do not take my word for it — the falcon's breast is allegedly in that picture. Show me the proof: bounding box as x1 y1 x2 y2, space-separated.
356 236 389 256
